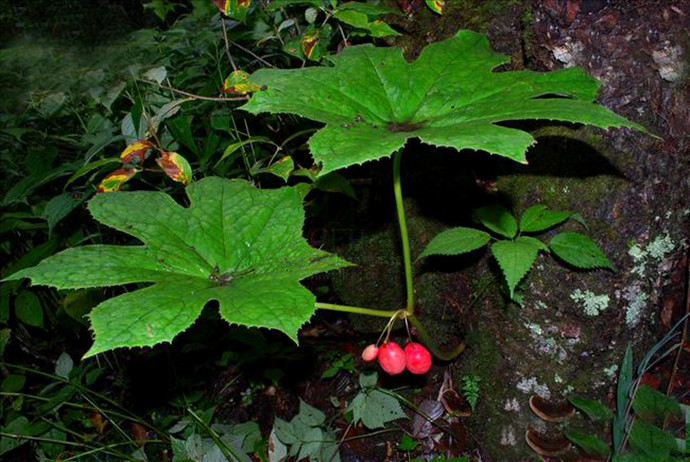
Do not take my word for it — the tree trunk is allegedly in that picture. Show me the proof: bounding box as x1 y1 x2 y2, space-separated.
333 1 689 459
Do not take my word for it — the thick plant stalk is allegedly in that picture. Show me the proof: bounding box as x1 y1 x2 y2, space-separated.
316 151 464 362
393 150 415 314
393 151 464 360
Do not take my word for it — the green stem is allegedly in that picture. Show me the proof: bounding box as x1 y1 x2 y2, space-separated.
408 315 465 361
341 428 400 442
61 441 167 461
393 150 415 314
316 151 464 363
376 388 456 437
187 408 243 462
315 302 398 318
0 433 140 461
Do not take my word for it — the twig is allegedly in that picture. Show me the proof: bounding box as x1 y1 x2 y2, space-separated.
321 11 333 27
220 19 238 71
147 120 167 155
142 80 249 102
337 23 348 47
329 422 352 462
340 428 399 442
229 40 277 68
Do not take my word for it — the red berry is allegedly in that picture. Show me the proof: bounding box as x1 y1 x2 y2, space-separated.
378 342 406 375
361 344 379 361
404 342 432 374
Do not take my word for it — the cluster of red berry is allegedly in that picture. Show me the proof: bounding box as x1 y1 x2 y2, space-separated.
361 342 432 375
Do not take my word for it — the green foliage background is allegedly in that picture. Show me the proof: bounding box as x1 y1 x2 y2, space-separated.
0 1 683 462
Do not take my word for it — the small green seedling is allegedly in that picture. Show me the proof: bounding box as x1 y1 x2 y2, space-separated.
398 434 419 452
420 204 613 301
321 352 356 379
347 371 407 429
460 374 481 411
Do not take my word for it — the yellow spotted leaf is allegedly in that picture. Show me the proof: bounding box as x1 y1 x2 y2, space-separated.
120 140 153 165
97 169 139 193
425 0 443 14
222 70 264 95
260 156 294 182
214 0 252 22
156 152 192 185
301 29 320 60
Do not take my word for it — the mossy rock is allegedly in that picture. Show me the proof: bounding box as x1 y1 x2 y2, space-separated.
330 199 469 348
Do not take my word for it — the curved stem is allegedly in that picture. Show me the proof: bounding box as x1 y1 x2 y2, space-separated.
408 315 465 361
393 150 415 314
315 302 398 318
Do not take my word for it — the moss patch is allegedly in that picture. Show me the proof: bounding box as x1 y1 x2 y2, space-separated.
330 199 469 344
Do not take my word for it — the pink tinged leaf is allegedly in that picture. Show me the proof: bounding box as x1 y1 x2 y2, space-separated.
120 140 154 165
267 156 294 182
226 0 251 22
212 0 229 14
156 152 192 185
221 70 264 95
425 0 443 14
301 31 319 60
97 169 139 193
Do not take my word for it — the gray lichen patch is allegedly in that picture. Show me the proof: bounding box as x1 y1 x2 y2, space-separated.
570 289 610 316
516 376 551 399
629 233 676 277
623 283 650 327
603 364 619 379
623 232 681 326
651 43 686 82
500 425 518 446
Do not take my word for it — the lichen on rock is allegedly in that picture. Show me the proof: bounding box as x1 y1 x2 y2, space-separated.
570 289 610 316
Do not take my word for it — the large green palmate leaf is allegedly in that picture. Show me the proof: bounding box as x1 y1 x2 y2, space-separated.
241 30 645 175
4 178 350 357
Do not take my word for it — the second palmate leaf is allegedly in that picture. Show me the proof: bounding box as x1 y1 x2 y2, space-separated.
241 29 644 175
